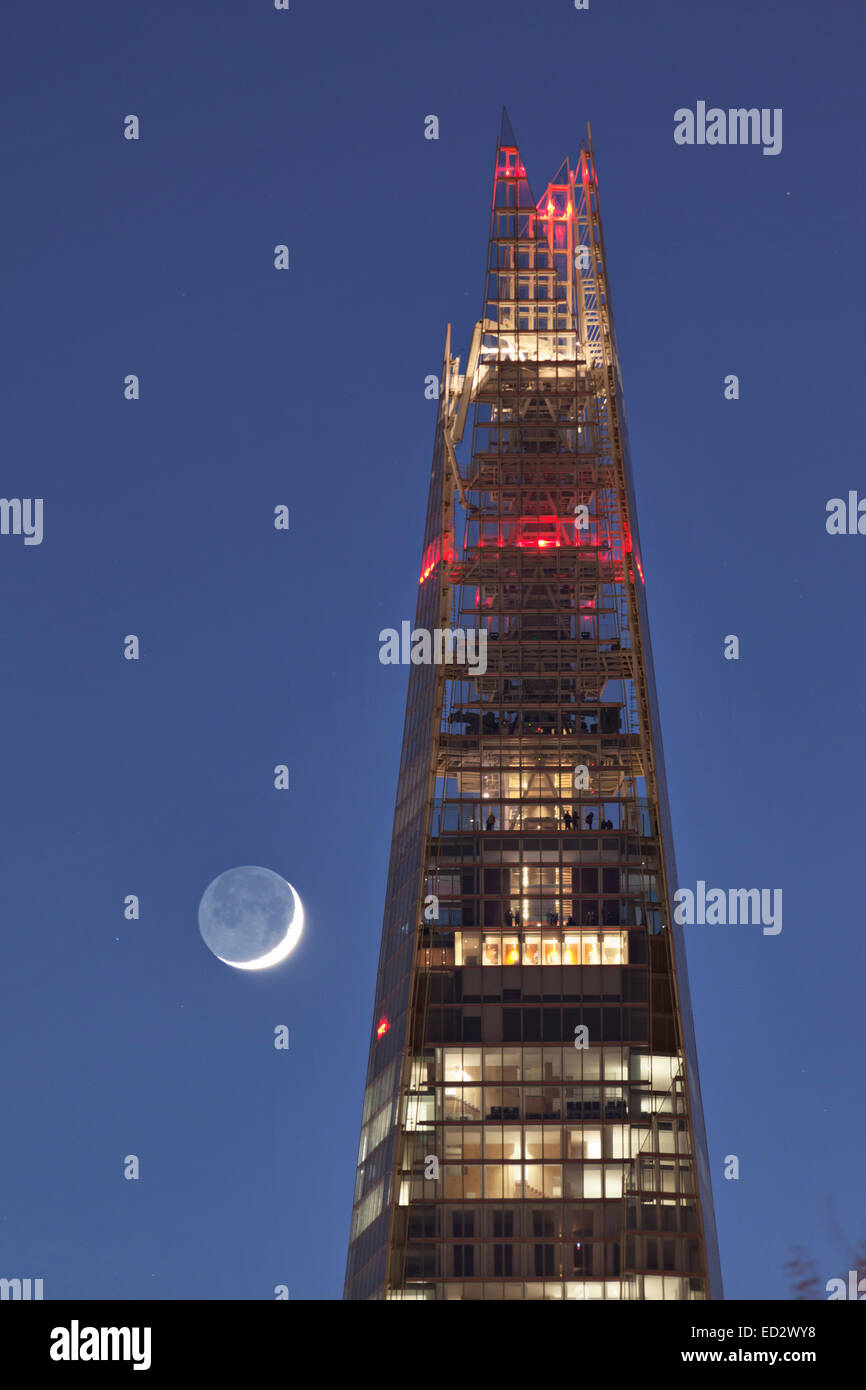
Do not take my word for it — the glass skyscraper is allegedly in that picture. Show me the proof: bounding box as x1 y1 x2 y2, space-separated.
345 115 722 1301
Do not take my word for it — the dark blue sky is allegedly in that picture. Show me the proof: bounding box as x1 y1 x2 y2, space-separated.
1 0 864 1300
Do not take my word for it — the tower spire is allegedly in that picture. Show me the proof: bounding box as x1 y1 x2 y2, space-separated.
345 119 723 1305
499 105 518 150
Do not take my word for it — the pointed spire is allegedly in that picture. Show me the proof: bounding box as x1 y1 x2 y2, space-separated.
493 108 535 210
499 106 518 150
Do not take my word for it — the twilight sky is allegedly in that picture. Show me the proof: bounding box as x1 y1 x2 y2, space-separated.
1 0 864 1300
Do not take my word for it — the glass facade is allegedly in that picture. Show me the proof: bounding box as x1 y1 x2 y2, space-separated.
344 118 722 1301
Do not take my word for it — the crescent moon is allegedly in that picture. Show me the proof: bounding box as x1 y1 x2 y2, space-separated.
216 882 304 971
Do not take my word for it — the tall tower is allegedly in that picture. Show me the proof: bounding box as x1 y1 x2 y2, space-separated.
345 115 722 1301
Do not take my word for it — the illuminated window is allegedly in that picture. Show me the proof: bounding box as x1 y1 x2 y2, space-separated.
455 933 481 966
472 929 628 966
562 934 581 965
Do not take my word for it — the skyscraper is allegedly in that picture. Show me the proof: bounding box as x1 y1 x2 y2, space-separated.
345 115 722 1301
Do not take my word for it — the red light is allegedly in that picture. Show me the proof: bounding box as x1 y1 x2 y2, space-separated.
377 1018 390 1039
419 533 455 584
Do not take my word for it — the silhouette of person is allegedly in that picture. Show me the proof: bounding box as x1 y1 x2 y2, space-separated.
586 811 595 829
486 812 496 831
563 810 573 830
